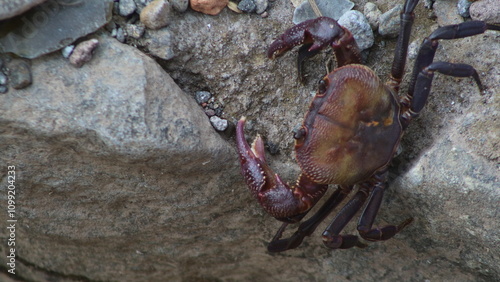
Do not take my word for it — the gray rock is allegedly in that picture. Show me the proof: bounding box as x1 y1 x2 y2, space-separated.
0 0 113 59
254 0 268 14
6 59 32 89
119 0 137 16
0 0 47 20
293 0 354 24
124 23 145 39
433 0 463 26
470 0 500 23
195 90 212 104
140 0 173 30
143 29 175 60
210 115 229 131
338 10 374 51
457 0 472 18
363 2 382 30
170 0 189 12
61 45 74 59
379 4 403 38
238 0 256 13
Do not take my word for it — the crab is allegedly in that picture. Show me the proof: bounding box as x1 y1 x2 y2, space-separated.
236 0 499 252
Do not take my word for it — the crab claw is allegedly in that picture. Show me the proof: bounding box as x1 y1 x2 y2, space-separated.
236 117 328 223
267 17 361 77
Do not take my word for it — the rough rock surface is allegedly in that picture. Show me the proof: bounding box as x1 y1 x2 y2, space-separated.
0 0 47 20
0 0 499 281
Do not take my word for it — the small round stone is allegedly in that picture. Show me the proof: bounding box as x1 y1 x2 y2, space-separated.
338 10 374 51
62 45 75 58
8 60 32 89
238 0 256 13
210 116 228 132
195 91 212 104
140 0 173 30
119 0 137 17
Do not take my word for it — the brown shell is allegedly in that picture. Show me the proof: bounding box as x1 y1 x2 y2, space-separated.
295 64 402 185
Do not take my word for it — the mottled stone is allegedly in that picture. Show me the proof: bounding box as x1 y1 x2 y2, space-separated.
143 29 175 60
238 0 256 13
140 0 173 30
457 0 473 17
69 39 99 68
0 0 113 59
379 4 403 38
195 91 212 104
254 0 268 14
293 0 354 24
470 0 500 23
119 0 137 16
6 59 32 89
210 115 228 131
190 0 228 16
338 10 374 51
363 2 381 30
0 0 47 20
171 0 189 12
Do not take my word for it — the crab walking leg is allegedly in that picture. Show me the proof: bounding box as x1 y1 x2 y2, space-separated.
236 117 328 223
356 173 414 241
388 0 419 93
321 185 371 249
267 185 352 252
406 21 500 100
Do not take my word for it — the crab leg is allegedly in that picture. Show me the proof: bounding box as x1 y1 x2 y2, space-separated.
267 185 351 252
236 117 328 223
388 0 419 93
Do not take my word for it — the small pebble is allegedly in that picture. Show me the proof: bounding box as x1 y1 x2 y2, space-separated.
378 4 403 38
140 0 173 30
338 10 374 51
190 0 229 16
195 91 212 104
69 39 99 68
210 116 228 132
424 0 434 9
457 0 473 18
62 45 74 58
0 85 7 93
470 0 500 23
0 72 8 85
254 0 268 14
114 27 126 43
238 0 256 13
119 0 137 17
363 2 381 30
124 23 145 39
407 40 419 60
7 60 32 89
204 108 216 117
170 0 189 12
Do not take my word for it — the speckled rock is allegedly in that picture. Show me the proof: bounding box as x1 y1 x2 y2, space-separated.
457 0 473 17
119 0 137 16
171 0 189 12
140 0 173 30
0 0 113 59
5 59 32 89
238 0 256 13
338 10 374 51
190 0 228 16
143 29 175 60
433 0 463 26
379 4 403 38
293 0 354 24
363 2 382 30
470 0 500 23
69 39 99 68
0 0 47 20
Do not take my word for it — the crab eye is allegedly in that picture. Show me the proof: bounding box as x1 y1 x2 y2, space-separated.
318 79 327 95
